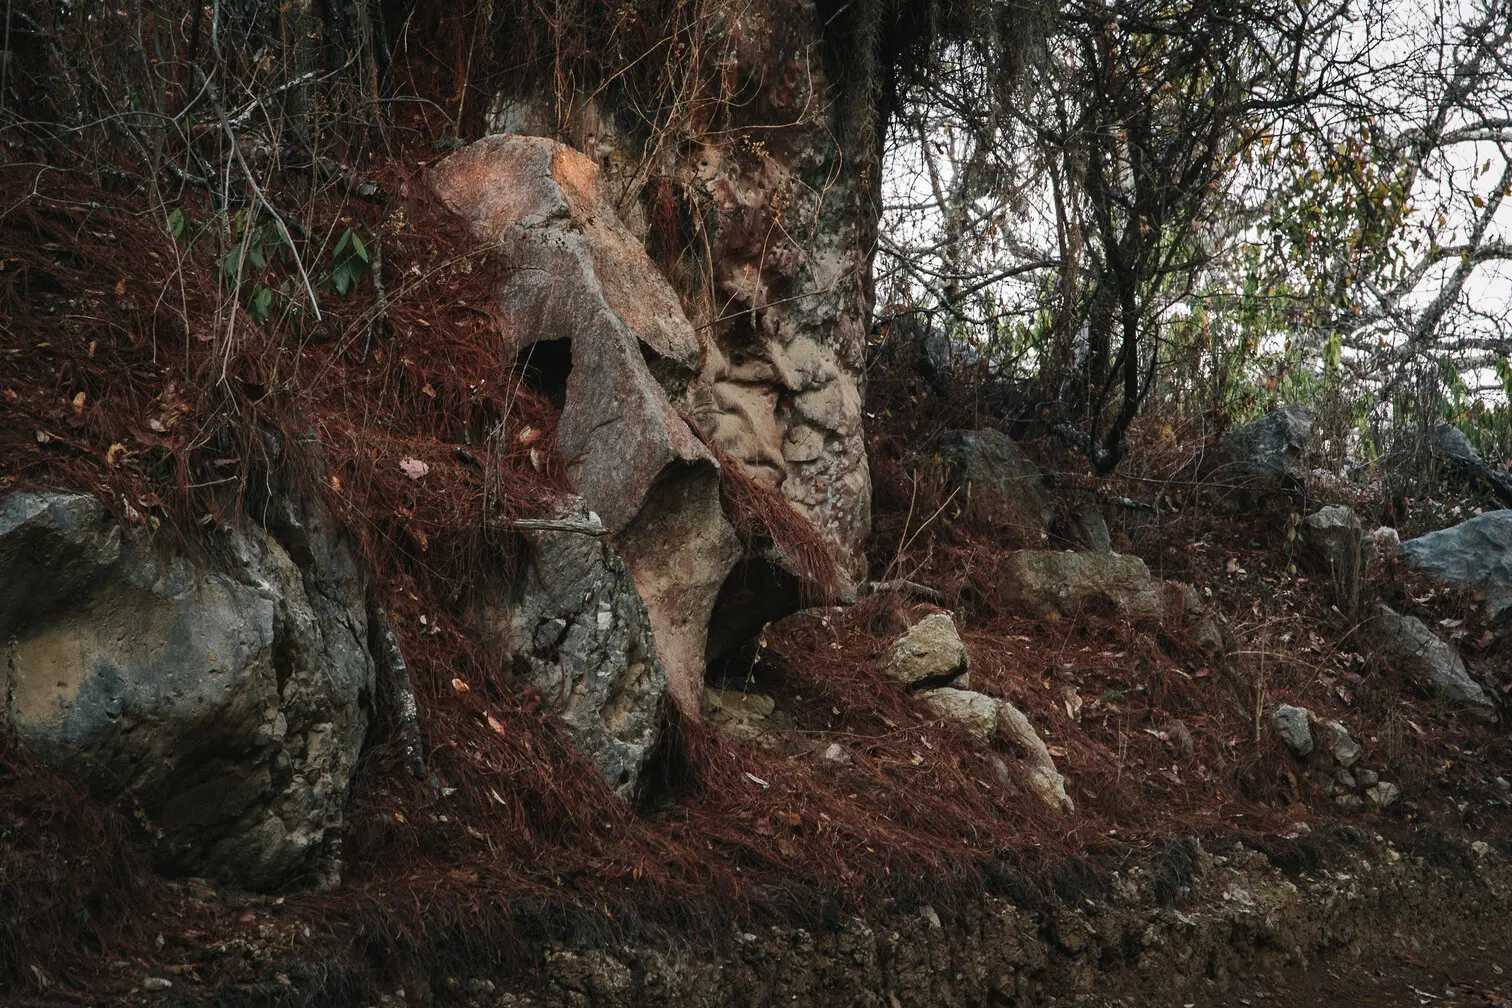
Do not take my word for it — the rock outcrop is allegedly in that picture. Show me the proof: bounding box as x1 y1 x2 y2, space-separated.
0 491 372 889
428 136 741 716
1366 603 1496 722
1399 510 1512 619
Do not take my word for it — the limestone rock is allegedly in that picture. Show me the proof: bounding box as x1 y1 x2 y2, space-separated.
1217 404 1312 491
1300 505 1364 613
428 136 741 714
884 613 968 685
996 700 1075 812
819 742 852 766
1399 511 1512 619
917 688 999 747
1357 768 1380 787
1315 719 1362 768
1001 550 1164 621
1366 604 1496 722
0 491 373 889
1366 781 1401 809
1272 705 1314 757
491 504 664 799
941 430 1052 542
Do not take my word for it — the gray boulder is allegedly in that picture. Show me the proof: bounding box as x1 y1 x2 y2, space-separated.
489 505 665 799
1300 505 1363 613
1366 604 1496 722
1001 550 1164 621
0 491 373 889
1218 404 1312 490
1272 705 1313 757
941 430 1052 543
1400 511 1512 619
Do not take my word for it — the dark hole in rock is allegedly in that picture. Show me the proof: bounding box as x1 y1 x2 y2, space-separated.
516 338 572 410
704 555 804 669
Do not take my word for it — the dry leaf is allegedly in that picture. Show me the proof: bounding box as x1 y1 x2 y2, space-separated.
529 447 545 471
329 475 342 492
421 383 437 398
450 678 470 693
486 713 506 735
742 772 771 788
1046 745 1068 757
399 457 430 480
518 426 543 445
106 443 126 466
34 430 51 444
147 417 166 432
71 391 86 414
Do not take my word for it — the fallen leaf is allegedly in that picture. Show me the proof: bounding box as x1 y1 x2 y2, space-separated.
529 447 545 471
1046 745 1068 757
106 443 126 467
485 713 506 735
399 457 429 479
451 678 470 693
518 426 543 444
742 772 770 788
35 430 51 443
71 391 86 414
421 383 437 398
147 417 166 432
329 475 342 492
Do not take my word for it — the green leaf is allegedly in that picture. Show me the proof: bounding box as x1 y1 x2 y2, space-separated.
333 228 352 258
250 285 274 322
166 208 186 240
248 243 266 271
349 231 370 263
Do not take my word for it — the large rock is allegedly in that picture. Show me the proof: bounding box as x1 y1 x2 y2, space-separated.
489 505 664 799
0 491 373 889
1217 404 1311 491
1366 604 1496 722
1400 511 1512 619
996 700 1075 812
486 3 874 581
428 137 741 715
884 613 968 686
1001 550 1164 621
941 430 1053 543
1300 505 1364 612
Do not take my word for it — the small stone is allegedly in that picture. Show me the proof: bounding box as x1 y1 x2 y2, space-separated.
1272 705 1313 757
142 978 172 992
819 742 852 766
1333 768 1357 790
1335 793 1365 812
885 613 968 685
1497 776 1511 792
1471 841 1492 857
1315 719 1362 767
1365 781 1401 809
1356 768 1379 788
